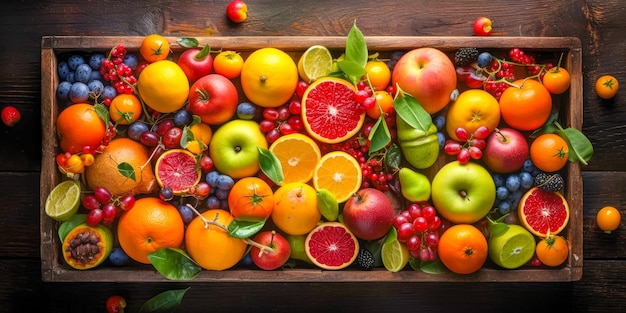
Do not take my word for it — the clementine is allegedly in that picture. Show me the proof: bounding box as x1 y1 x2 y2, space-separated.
438 224 488 274
499 79 552 131
271 182 321 236
445 89 501 141
56 103 106 154
109 94 142 125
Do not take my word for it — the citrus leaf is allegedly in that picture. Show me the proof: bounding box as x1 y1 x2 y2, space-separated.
368 115 391 153
394 94 432 132
336 59 366 85
228 219 266 239
384 143 401 171
258 147 284 185
345 21 368 68
93 102 110 127
58 213 86 242
117 162 136 181
139 288 190 313
148 248 201 281
530 109 559 138
557 127 594 165
177 37 199 48
317 189 339 221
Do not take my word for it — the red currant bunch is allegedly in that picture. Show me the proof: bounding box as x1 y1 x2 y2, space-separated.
444 125 490 164
99 44 138 98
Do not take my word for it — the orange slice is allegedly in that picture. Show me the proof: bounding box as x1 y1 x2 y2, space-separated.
312 151 362 203
269 133 321 185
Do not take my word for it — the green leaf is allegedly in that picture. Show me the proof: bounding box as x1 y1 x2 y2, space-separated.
409 258 447 274
555 124 594 165
394 95 432 132
257 147 284 185
58 214 86 242
195 44 211 60
177 37 199 48
117 162 136 181
530 109 559 138
368 116 391 153
345 21 368 68
139 288 190 313
93 103 110 127
384 143 402 171
228 219 266 239
317 189 339 221
337 59 367 79
148 248 202 281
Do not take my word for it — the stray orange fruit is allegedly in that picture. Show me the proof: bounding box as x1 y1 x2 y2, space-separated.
535 235 569 267
595 75 619 99
269 133 321 184
139 34 170 63
313 151 362 203
109 94 142 125
438 224 488 274
596 206 621 233
530 133 569 173
272 182 321 236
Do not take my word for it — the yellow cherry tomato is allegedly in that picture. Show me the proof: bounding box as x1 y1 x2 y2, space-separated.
213 50 244 79
542 67 571 94
597 206 621 233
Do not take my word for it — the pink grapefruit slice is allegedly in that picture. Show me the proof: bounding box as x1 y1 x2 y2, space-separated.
304 222 359 270
155 149 201 195
301 77 365 144
518 187 570 237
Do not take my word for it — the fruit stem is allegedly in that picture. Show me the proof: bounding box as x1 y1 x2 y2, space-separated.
245 237 276 255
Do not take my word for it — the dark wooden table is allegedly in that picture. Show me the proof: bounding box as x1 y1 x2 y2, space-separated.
1 1 625 312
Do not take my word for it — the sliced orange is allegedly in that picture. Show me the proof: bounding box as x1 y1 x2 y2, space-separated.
269 133 321 185
154 149 201 195
518 187 570 237
312 151 362 203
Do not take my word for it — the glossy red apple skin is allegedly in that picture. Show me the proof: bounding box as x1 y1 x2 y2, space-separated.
177 47 214 84
342 188 395 241
473 17 493 36
226 0 248 23
187 74 238 125
250 231 291 270
483 127 529 173
391 47 457 115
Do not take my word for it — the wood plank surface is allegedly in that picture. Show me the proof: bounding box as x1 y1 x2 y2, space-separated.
1 0 626 312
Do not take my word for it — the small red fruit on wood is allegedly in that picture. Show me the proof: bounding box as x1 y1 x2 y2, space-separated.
473 17 493 36
1 106 21 127
226 0 248 23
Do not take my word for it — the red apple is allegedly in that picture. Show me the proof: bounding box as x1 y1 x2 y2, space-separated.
391 47 457 114
342 188 395 241
226 0 248 23
483 127 529 173
188 74 238 125
250 230 291 270
177 45 214 84
474 17 493 36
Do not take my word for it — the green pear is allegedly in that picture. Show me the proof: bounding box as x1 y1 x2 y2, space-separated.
396 116 439 169
399 167 431 202
285 234 312 264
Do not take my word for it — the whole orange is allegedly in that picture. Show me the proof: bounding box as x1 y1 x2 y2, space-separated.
499 79 552 131
185 209 248 270
240 47 298 108
535 235 569 267
529 133 569 172
445 89 501 141
271 182 321 236
438 224 488 274
109 94 142 125
116 197 185 264
56 103 106 154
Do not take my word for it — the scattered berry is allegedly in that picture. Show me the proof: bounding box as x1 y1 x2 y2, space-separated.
1 106 21 127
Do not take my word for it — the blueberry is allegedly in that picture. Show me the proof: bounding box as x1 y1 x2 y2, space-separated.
523 159 536 173
109 247 129 266
433 115 446 131
238 253 254 267
509 189 525 208
236 102 256 120
220 199 229 210
217 174 235 190
205 171 220 187
215 187 230 200
65 71 75 83
123 54 139 70
496 186 509 200
437 132 446 149
101 85 117 101
477 52 493 68
67 54 86 71
89 53 106 70
505 174 521 192
492 173 505 188
173 110 192 127
206 196 221 210
57 61 70 79
69 82 90 103
89 70 102 82
56 81 72 101
519 172 534 190
88 80 104 97
178 205 194 224
498 200 512 215
75 64 92 83
128 121 149 141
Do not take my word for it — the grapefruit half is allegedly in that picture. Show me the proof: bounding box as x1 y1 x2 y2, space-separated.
518 187 570 237
155 149 201 195
304 222 359 270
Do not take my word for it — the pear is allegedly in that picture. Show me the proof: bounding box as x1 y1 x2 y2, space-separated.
285 234 312 264
396 116 439 169
398 167 431 203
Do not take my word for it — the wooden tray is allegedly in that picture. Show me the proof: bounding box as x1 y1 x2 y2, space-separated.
40 36 583 282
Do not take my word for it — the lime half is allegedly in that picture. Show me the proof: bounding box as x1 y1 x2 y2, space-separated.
298 45 333 83
45 180 81 222
488 224 536 269
381 228 410 272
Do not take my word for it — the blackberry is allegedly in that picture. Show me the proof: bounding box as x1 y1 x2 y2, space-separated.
534 173 564 192
454 48 479 67
356 248 375 270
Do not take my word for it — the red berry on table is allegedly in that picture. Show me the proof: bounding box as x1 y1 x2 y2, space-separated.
226 0 248 23
473 17 493 36
105 295 127 313
1 106 21 127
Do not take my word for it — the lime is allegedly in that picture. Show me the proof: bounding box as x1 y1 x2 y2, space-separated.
298 45 333 83
488 223 536 269
45 180 81 222
381 228 410 272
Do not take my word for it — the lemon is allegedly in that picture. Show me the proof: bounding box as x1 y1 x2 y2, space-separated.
298 45 333 83
45 180 81 222
241 47 298 108
381 228 410 272
137 60 189 113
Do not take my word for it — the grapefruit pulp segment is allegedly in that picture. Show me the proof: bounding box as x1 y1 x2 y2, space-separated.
518 187 570 237
155 149 201 195
304 222 359 270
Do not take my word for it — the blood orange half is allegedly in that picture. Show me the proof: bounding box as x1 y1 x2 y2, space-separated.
155 149 201 195
304 222 359 270
301 77 365 144
518 187 570 237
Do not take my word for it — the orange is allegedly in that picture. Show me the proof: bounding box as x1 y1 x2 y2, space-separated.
595 75 619 99
139 34 170 63
56 103 106 154
271 182 321 236
137 60 189 113
185 209 248 270
240 47 298 108
227 176 274 222
186 122 213 154
364 60 391 91
109 94 142 125
85 137 158 196
498 79 552 131
530 133 569 172
269 133 321 184
438 224 488 274
312 151 362 203
535 235 569 267
213 50 244 79
542 67 571 95
596 206 621 233
445 89 500 141
117 197 185 264
366 90 395 120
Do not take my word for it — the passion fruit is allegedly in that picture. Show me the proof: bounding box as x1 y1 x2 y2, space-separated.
62 223 113 270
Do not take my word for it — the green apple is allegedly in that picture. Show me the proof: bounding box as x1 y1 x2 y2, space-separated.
399 167 431 203
285 234 312 264
209 119 268 179
431 161 495 224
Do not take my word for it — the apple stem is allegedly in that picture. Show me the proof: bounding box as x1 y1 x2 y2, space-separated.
245 237 276 255
495 128 509 143
460 190 467 198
